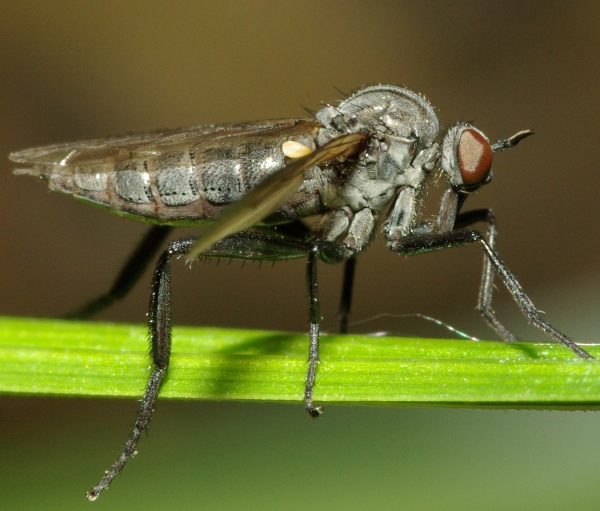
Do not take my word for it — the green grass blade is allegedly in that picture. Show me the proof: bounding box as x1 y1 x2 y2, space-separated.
1 316 599 407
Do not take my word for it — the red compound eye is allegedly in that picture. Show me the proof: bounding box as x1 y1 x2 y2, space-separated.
457 128 493 187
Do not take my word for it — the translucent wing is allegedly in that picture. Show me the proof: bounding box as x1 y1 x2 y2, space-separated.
10 119 320 171
187 132 368 258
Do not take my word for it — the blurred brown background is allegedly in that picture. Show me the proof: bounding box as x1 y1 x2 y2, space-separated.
1 2 600 510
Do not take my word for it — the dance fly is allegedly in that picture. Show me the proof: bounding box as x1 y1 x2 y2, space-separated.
10 85 594 499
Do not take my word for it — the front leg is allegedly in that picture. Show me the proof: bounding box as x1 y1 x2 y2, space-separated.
454 209 516 342
388 229 592 360
408 187 517 342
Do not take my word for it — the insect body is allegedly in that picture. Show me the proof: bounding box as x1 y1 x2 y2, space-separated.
10 85 593 499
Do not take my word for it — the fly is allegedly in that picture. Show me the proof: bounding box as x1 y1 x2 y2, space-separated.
9 84 594 499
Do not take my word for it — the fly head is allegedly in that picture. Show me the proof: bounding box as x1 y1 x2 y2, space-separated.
442 123 494 193
440 123 534 217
